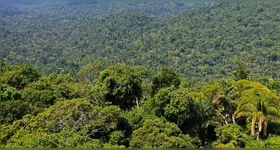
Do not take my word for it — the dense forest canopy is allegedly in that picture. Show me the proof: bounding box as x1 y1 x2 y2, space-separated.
0 1 209 75
3 1 280 81
1 1 280 148
1 59 280 148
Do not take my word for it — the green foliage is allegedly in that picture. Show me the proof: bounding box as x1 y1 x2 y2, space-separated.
1 62 280 148
203 80 239 126
1 98 122 147
0 100 33 125
77 60 101 84
265 135 280 148
0 84 21 101
212 124 248 148
129 118 195 148
3 130 103 148
245 139 265 148
20 73 93 108
92 64 143 109
120 107 147 131
2 1 280 146
152 68 181 95
234 80 280 139
2 2 280 81
233 62 251 81
21 89 59 108
109 131 125 146
245 135 280 148
148 86 214 136
1 64 41 89
268 79 280 95
0 2 207 77
0 57 6 73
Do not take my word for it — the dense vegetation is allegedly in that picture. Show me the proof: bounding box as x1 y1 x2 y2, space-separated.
1 1 280 148
1 58 280 148
0 1 208 75
1 2 280 81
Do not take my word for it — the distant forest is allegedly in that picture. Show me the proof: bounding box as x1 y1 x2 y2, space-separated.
6 1 280 81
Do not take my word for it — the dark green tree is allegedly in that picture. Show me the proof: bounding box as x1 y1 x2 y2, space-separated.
212 124 248 148
92 64 142 109
1 64 41 89
233 62 250 81
129 118 196 148
151 68 181 95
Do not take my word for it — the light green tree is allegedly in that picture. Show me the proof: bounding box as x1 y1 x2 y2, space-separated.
233 80 280 140
129 118 196 148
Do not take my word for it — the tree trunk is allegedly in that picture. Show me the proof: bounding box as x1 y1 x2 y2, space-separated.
136 98 139 109
232 114 236 124
251 120 255 136
216 110 228 125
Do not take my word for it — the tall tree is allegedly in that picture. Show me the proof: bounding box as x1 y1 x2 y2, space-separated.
233 80 280 140
151 68 181 95
92 64 142 109
129 118 196 148
77 60 102 85
1 64 41 89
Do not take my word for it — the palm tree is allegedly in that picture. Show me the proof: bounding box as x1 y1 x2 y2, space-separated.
233 81 280 140
249 112 267 140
